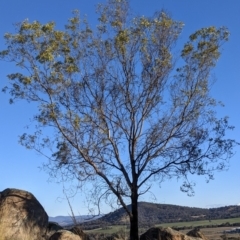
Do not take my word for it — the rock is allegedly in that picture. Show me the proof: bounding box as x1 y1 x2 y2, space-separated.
70 226 89 240
49 229 82 240
0 188 48 240
47 221 64 238
140 227 205 240
187 228 208 240
48 221 63 231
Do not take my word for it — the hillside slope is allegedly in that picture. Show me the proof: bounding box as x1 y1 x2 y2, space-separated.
81 202 240 228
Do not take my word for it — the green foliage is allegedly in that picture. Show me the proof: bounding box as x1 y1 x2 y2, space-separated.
181 26 229 67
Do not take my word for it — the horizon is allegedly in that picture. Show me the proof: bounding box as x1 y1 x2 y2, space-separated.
48 201 240 219
49 202 240 218
0 0 239 217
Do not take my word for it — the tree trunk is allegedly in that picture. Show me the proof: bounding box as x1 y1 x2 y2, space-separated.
130 187 139 240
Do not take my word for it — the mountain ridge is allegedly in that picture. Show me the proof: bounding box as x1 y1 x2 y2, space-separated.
96 202 240 226
49 215 103 227
49 202 240 227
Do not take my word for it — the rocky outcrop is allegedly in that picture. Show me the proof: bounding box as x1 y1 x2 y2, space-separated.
49 230 82 240
70 226 89 240
140 227 206 240
186 228 208 240
0 188 48 240
47 221 64 238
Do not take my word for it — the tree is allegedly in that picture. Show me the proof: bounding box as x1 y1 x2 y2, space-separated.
0 1 238 239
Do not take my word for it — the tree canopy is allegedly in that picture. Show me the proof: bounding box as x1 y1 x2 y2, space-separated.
0 0 238 239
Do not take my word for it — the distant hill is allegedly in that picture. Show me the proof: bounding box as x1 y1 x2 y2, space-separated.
49 215 102 227
77 202 240 228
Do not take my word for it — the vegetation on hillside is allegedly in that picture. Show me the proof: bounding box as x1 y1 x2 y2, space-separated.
77 203 240 229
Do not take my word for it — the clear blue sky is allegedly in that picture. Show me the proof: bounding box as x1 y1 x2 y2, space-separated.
0 0 239 217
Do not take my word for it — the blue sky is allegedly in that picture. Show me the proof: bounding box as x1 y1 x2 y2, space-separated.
0 0 239 217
